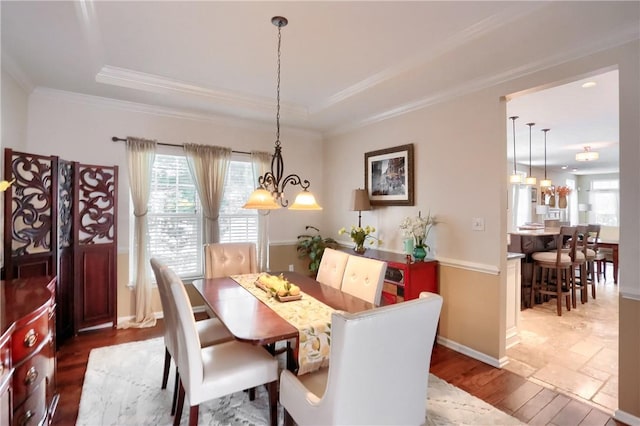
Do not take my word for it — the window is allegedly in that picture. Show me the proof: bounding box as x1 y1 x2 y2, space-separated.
589 179 619 226
219 160 259 243
143 154 258 281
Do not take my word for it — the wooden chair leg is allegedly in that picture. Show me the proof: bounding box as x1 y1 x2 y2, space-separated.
174 380 185 426
284 409 295 426
171 369 179 415
189 405 199 426
556 267 563 316
162 347 171 389
530 264 538 308
267 380 278 426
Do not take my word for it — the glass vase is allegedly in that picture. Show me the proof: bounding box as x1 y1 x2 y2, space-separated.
354 243 366 254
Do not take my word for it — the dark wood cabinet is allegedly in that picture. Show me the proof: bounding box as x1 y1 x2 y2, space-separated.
339 247 439 304
1 276 58 425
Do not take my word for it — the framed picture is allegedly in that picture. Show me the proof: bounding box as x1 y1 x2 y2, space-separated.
365 144 414 206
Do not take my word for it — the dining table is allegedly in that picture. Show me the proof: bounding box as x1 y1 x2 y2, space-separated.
192 271 374 374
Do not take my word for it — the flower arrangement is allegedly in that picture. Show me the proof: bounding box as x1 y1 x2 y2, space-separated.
399 211 434 248
338 225 381 253
544 186 572 197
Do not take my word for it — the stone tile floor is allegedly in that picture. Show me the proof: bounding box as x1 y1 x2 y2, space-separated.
506 264 619 415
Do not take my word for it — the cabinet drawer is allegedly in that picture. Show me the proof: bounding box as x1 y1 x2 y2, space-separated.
12 342 51 408
11 307 49 363
13 382 46 426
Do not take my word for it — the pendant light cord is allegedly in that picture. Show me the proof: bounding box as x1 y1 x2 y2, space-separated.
527 122 535 176
275 21 282 148
542 128 549 179
510 116 518 175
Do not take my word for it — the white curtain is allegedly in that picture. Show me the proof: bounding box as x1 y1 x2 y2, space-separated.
184 144 231 244
121 137 157 329
251 150 273 272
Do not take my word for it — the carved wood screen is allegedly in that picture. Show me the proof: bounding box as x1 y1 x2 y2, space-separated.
73 163 118 331
3 148 118 342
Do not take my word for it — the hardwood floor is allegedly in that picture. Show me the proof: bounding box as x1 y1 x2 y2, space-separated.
53 319 625 425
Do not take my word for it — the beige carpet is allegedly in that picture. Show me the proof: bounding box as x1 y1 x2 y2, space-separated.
77 338 523 425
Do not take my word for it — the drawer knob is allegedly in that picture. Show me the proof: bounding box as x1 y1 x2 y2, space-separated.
20 409 35 426
23 329 38 348
24 366 39 386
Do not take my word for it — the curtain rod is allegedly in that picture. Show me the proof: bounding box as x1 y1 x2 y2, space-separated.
111 137 251 155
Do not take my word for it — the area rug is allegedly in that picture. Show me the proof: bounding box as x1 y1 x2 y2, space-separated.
77 338 523 425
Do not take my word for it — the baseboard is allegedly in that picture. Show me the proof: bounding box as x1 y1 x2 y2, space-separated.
117 305 208 326
614 409 640 425
436 335 507 368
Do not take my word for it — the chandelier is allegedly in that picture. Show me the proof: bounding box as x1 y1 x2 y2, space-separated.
243 16 322 210
576 146 599 162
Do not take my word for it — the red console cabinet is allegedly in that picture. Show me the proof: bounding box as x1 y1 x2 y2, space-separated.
339 247 439 303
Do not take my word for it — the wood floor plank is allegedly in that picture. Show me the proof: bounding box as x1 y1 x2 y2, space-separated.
550 399 591 426
529 394 572 425
497 380 545 414
513 388 558 423
580 408 615 426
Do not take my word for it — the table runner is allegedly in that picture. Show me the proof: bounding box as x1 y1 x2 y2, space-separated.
232 273 334 375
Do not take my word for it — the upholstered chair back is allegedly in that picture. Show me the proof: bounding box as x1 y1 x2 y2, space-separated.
150 258 178 357
167 269 205 392
279 292 443 425
204 242 258 278
340 255 387 305
315 248 350 289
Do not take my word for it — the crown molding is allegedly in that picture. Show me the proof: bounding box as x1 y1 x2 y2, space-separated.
95 66 309 121
1 53 35 94
327 23 640 137
31 86 322 139
309 3 545 115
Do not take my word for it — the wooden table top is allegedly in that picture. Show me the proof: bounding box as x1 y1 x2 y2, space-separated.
192 271 374 346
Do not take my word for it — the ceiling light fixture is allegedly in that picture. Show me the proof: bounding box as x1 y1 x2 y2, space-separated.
576 146 599 162
540 128 552 187
582 81 597 88
509 116 521 184
525 122 537 185
243 16 322 210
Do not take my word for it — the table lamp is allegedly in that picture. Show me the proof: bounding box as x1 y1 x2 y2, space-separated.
351 189 371 228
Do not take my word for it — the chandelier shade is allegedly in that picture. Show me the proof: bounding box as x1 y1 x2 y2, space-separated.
576 146 599 162
243 16 322 210
509 116 521 184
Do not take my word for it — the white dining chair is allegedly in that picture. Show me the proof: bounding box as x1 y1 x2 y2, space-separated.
150 258 233 415
279 292 443 426
340 255 387 305
315 248 350 289
204 242 259 277
168 270 279 426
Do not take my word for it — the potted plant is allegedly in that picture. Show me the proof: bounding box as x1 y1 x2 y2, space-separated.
296 226 338 275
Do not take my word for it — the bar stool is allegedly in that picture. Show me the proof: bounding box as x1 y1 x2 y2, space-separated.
585 224 602 297
530 226 577 316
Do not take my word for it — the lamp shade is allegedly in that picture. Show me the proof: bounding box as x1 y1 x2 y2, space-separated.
289 190 323 210
351 189 371 212
242 188 281 210
576 146 599 162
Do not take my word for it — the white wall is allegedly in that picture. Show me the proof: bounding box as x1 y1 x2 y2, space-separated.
19 89 324 252
1 68 29 151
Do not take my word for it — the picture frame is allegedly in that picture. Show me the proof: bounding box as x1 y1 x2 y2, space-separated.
364 144 414 206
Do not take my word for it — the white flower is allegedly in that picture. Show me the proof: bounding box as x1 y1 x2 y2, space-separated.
399 211 434 245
